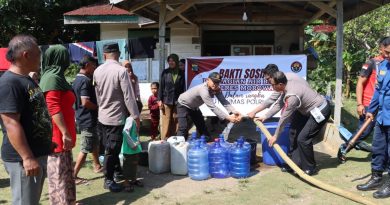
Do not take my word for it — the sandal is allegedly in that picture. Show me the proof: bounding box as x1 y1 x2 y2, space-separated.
131 179 144 187
74 177 88 185
123 183 134 192
94 166 104 173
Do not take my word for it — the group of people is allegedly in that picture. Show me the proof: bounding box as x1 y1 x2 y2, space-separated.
0 34 219 204
1 32 390 205
0 36 143 204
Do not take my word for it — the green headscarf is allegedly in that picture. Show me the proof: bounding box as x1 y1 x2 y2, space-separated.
40 45 72 92
168 53 180 83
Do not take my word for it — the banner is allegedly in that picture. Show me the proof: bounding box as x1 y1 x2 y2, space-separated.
186 55 307 117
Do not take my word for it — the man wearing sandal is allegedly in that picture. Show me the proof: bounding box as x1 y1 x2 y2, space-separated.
72 55 103 185
94 42 140 192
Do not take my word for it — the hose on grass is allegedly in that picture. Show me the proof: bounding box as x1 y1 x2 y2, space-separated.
254 120 376 205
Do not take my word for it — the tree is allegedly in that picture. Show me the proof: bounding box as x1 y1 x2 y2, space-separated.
306 4 390 97
0 0 101 47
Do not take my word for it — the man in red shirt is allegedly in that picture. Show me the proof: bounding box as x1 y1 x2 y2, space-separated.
338 37 388 161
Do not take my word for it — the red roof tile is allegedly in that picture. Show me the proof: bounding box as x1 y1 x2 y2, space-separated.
64 4 132 16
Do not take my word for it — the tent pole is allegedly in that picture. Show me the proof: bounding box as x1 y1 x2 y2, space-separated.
334 0 344 126
159 1 167 75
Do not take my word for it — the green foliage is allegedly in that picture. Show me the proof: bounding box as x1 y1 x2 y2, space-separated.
65 63 79 84
306 4 390 97
305 26 336 94
0 0 100 47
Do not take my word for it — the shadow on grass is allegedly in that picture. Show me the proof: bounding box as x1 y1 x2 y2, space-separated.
315 151 341 170
79 165 186 205
0 177 9 189
78 188 150 205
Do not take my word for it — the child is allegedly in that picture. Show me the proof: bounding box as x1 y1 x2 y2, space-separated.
148 82 160 140
121 117 143 192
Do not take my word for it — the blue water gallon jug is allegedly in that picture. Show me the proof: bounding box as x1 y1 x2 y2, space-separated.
187 141 209 180
200 135 209 150
218 134 231 149
218 134 231 164
229 138 250 178
209 139 229 178
190 131 197 140
188 132 198 149
237 136 257 165
259 122 290 166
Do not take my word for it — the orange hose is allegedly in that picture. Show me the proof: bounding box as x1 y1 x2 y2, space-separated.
255 120 376 205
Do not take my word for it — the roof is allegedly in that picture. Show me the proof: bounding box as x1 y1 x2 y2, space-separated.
111 0 390 26
64 4 132 16
63 4 151 25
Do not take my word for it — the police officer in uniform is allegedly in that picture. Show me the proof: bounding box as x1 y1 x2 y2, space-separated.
357 38 390 198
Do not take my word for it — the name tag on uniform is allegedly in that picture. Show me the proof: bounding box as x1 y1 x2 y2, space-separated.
380 70 386 75
310 107 325 123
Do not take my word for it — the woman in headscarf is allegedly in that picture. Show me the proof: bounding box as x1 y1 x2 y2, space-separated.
122 60 142 113
158 54 185 140
40 45 77 205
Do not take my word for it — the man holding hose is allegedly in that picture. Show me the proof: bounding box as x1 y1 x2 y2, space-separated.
176 72 242 140
357 38 390 199
252 71 330 176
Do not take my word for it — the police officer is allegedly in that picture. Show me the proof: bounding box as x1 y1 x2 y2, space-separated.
357 37 390 199
338 37 390 161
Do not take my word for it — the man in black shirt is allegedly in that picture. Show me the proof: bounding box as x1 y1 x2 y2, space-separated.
0 35 53 205
72 55 103 184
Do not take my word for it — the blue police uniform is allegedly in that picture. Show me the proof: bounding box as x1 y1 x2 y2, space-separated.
367 59 390 172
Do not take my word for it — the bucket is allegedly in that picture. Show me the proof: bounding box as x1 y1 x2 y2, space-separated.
245 139 257 165
260 122 290 166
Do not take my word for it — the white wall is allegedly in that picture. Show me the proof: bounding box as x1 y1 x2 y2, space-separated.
170 23 201 58
100 24 129 40
274 26 300 54
139 83 152 106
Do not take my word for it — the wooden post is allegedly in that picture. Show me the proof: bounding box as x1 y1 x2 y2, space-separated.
159 1 167 75
334 0 343 126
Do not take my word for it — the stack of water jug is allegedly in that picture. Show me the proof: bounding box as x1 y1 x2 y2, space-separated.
147 136 189 175
187 132 251 180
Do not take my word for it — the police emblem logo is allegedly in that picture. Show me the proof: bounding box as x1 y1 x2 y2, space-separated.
291 61 302 73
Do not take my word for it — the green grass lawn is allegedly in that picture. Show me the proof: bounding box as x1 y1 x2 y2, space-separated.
0 99 389 205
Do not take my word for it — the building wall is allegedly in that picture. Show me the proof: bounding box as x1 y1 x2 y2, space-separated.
274 26 301 54
201 25 301 54
100 24 129 40
99 23 302 106
99 23 300 55
169 22 201 58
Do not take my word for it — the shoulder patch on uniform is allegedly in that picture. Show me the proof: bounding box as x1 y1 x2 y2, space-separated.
380 70 386 75
362 63 369 70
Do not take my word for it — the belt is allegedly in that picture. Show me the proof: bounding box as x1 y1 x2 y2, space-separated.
318 100 328 111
